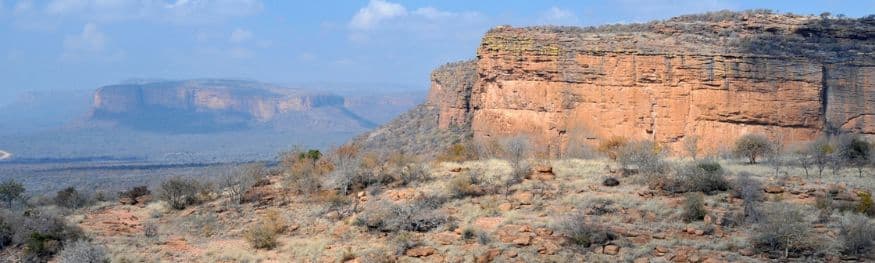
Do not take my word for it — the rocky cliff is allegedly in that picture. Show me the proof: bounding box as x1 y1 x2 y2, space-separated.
370 11 875 156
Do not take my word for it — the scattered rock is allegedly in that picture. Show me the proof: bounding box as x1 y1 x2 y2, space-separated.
434 232 458 245
405 246 437 257
498 203 514 211
738 248 754 256
634 258 650 263
655 246 669 255
604 244 620 255
533 164 553 173
475 248 500 263
450 167 463 173
603 177 620 187
513 191 534 205
764 185 784 194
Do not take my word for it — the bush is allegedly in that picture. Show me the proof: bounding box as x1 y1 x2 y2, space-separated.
734 134 773 164
0 208 83 260
598 136 628 160
245 209 286 250
838 213 875 257
54 187 89 209
809 137 834 177
0 179 24 207
664 162 729 193
446 172 484 198
617 140 667 175
733 172 763 224
752 204 815 258
836 134 871 177
222 163 265 204
354 196 449 233
281 149 329 195
244 223 279 250
681 193 707 222
158 177 204 210
858 192 874 216
555 212 614 248
56 240 108 263
118 186 150 201
438 143 478 162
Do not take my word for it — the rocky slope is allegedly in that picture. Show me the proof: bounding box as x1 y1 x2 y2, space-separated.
375 11 875 156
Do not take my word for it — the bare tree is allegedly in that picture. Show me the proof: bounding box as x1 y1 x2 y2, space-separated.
809 137 833 177
501 136 531 196
683 135 700 161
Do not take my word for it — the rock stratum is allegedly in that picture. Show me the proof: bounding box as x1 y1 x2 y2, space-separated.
359 11 875 156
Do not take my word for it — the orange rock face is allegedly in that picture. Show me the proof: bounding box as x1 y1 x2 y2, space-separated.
425 13 875 156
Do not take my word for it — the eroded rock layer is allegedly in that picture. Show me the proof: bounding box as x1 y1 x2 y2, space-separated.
426 11 875 155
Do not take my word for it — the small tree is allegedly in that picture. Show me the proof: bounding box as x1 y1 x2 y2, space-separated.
617 140 666 175
54 187 88 209
753 204 814 258
809 137 834 177
734 172 763 224
222 163 264 205
0 179 24 207
792 146 812 177
683 135 700 160
681 192 707 222
836 134 870 177
501 136 531 193
733 134 773 164
838 212 875 257
159 177 201 210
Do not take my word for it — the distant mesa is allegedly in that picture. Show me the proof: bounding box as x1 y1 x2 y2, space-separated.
85 79 418 134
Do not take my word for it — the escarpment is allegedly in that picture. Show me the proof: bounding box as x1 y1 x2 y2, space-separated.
370 11 875 157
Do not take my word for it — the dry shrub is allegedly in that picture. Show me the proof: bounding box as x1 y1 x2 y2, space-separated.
159 177 208 210
661 161 729 194
554 212 614 248
446 172 484 198
281 149 331 195
56 240 107 263
354 196 449 233
617 139 667 175
752 204 818 258
438 142 478 162
681 193 707 222
598 136 628 160
838 212 875 257
245 209 287 250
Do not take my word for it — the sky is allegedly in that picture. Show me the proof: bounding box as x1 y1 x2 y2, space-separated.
0 0 872 103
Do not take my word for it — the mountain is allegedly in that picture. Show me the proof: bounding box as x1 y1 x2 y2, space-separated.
0 79 424 161
356 11 875 156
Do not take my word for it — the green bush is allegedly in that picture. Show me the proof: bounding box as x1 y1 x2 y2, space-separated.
734 134 773 164
244 223 278 250
0 179 24 207
664 163 729 194
54 187 89 209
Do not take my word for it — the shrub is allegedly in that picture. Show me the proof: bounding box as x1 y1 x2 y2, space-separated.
244 222 279 250
222 163 265 204
245 209 286 250
118 186 150 201
56 240 108 263
684 135 700 160
665 162 729 194
158 177 203 210
838 213 875 257
734 134 773 164
143 221 158 238
281 149 330 195
0 179 24 207
438 143 478 162
733 172 763 224
354 196 448 233
446 172 483 198
555 212 614 248
857 192 874 216
752 204 815 258
54 187 88 209
598 136 628 160
617 140 667 175
681 193 707 222
836 134 871 177
809 137 834 177
5 208 84 260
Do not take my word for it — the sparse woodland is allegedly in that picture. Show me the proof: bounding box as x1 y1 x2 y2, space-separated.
0 131 873 262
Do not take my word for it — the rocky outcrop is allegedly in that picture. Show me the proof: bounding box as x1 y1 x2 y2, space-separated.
422 11 875 155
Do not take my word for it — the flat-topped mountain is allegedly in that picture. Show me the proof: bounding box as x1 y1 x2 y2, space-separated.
357 11 875 156
87 79 419 133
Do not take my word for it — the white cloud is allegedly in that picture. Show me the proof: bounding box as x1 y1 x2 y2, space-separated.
413 7 452 20
540 7 579 25
64 23 106 52
42 0 263 24
349 0 407 30
229 28 253 43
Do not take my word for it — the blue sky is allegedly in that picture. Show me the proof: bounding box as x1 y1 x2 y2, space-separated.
0 0 872 102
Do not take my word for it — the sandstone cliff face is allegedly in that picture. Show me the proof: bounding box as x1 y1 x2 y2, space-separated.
425 12 875 156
